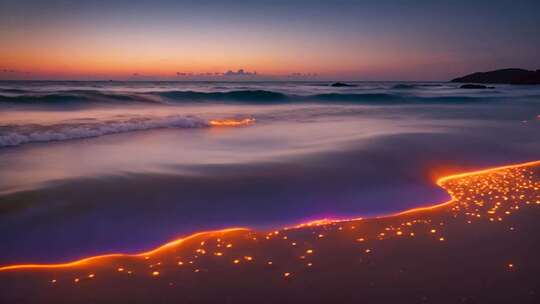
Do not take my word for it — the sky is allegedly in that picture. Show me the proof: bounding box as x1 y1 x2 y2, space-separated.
0 0 539 81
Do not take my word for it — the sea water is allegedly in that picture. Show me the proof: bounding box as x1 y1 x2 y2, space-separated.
1 81 539 263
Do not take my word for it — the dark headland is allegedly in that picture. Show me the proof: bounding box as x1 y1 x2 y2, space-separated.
452 68 540 85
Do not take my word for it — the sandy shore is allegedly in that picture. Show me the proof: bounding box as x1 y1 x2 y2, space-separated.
1 160 539 303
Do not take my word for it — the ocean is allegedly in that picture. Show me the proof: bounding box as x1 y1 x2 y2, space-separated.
1 81 539 264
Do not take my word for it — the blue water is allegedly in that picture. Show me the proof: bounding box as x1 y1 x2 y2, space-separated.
1 81 539 264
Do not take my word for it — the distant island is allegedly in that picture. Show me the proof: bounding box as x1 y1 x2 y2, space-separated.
330 82 356 87
451 68 540 84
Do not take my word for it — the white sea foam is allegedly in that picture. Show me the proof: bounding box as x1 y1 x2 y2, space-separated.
0 115 209 147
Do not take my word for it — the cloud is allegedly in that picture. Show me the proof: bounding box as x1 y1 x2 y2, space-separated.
0 68 32 75
223 69 257 76
175 69 258 78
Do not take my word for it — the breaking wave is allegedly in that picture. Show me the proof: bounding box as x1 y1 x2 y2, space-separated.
155 90 289 102
0 116 209 147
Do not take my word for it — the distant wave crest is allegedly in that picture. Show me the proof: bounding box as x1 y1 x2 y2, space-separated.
0 90 150 106
156 90 289 102
0 116 208 147
154 90 406 103
0 89 512 107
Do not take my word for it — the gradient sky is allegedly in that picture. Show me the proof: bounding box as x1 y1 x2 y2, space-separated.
1 0 539 81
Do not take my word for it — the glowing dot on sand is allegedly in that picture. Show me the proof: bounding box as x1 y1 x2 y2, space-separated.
430 229 437 233
306 249 313 254
51 279 57 283
226 244 233 248
177 261 184 266
117 267 124 272
74 278 80 283
88 274 95 278
284 272 291 277
233 259 240 264
152 271 160 276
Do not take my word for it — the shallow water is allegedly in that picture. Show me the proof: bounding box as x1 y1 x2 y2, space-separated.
0 81 539 264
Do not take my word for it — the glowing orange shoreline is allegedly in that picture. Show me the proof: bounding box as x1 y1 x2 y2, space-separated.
0 228 248 271
1 159 539 272
392 159 540 217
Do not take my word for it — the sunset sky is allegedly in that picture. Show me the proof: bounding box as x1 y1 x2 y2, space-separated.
1 0 539 81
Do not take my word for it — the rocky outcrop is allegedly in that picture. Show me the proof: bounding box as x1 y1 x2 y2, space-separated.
330 82 355 87
452 68 540 85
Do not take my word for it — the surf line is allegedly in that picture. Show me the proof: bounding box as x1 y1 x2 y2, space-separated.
1 159 539 271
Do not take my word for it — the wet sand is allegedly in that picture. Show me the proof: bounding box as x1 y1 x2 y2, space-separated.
1 160 539 303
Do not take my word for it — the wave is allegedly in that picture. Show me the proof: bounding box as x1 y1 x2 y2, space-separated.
0 90 152 107
391 84 417 89
0 94 89 104
0 89 511 107
308 93 401 102
154 90 289 102
0 88 30 94
153 90 408 103
391 83 445 89
0 116 208 147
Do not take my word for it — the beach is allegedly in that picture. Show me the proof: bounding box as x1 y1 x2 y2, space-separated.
1 160 539 303
2 1 540 302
